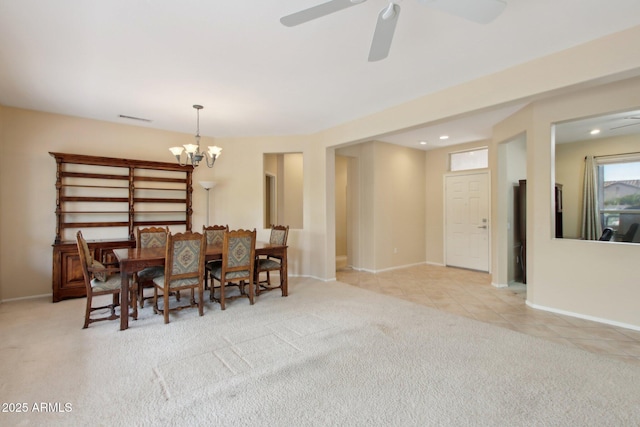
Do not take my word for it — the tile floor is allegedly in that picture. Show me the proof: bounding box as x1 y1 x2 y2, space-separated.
336 264 640 367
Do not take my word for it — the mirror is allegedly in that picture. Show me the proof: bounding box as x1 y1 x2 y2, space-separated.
263 153 303 229
554 109 640 242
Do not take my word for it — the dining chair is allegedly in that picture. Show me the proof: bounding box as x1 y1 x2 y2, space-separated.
76 230 135 329
210 229 256 310
135 226 169 308
203 224 228 291
255 225 289 296
152 231 206 324
598 227 614 241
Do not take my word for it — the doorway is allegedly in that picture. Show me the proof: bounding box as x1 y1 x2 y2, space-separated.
264 173 276 228
499 133 527 286
445 171 490 271
335 153 360 271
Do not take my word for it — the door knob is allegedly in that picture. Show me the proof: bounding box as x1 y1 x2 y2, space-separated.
478 225 487 229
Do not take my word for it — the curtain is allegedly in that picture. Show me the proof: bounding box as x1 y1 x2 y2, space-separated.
581 155 602 240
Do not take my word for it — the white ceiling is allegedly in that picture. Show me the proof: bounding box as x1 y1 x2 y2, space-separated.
1 0 640 150
555 109 640 144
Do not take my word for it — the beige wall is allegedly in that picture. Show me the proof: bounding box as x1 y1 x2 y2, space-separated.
335 155 348 257
2 24 640 330
336 141 426 272
263 153 277 227
491 79 640 327
500 77 640 327
0 106 5 300
504 136 527 283
0 108 311 300
336 143 375 271
374 141 426 270
282 153 303 229
263 154 277 176
556 134 640 239
334 146 363 269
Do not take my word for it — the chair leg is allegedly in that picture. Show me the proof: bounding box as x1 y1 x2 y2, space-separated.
209 274 218 303
153 286 159 315
220 282 226 310
280 266 287 297
139 281 145 308
112 293 119 315
248 280 254 305
163 291 170 324
139 280 160 309
254 270 261 296
198 286 204 316
83 294 92 329
130 287 138 320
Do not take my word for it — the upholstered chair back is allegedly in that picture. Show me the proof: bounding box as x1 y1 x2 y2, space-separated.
165 232 205 289
203 224 229 246
269 225 289 246
137 226 169 249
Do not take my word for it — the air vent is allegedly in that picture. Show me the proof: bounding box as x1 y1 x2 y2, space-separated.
118 114 153 123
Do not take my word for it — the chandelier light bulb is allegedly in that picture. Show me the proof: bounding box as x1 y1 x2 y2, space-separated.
168 105 222 168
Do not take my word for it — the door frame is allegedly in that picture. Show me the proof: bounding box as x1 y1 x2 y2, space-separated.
443 170 491 272
264 172 277 227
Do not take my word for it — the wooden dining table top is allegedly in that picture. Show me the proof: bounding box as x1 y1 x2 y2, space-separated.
113 241 286 266
113 241 288 330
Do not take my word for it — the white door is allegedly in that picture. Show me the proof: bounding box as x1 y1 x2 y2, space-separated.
445 172 490 271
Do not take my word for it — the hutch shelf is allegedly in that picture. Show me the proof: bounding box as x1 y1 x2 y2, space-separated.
50 152 194 302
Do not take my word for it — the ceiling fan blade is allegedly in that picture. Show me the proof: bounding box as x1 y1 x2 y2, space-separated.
368 3 401 62
280 0 367 27
611 121 640 131
417 0 506 24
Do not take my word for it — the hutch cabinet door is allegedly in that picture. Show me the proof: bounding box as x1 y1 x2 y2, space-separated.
52 244 86 302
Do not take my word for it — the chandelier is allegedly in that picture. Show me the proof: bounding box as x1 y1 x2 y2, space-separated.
169 105 222 167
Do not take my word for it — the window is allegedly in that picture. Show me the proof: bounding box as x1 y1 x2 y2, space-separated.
450 148 488 171
597 155 640 238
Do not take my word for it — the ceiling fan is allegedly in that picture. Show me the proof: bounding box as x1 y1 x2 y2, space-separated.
610 116 640 131
280 0 507 61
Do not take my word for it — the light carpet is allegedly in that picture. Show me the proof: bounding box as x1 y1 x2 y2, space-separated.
1 277 640 426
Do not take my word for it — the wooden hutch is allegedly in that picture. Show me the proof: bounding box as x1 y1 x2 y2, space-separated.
50 152 194 302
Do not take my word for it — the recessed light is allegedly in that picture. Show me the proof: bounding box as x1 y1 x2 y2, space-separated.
439 135 449 140
590 129 600 135
419 141 427 145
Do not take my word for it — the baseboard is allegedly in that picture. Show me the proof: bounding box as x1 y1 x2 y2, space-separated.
350 262 426 274
527 300 640 332
425 261 445 267
305 275 337 282
1 293 51 303
335 255 348 270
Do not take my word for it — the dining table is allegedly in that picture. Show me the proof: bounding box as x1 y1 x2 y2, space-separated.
113 241 288 330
